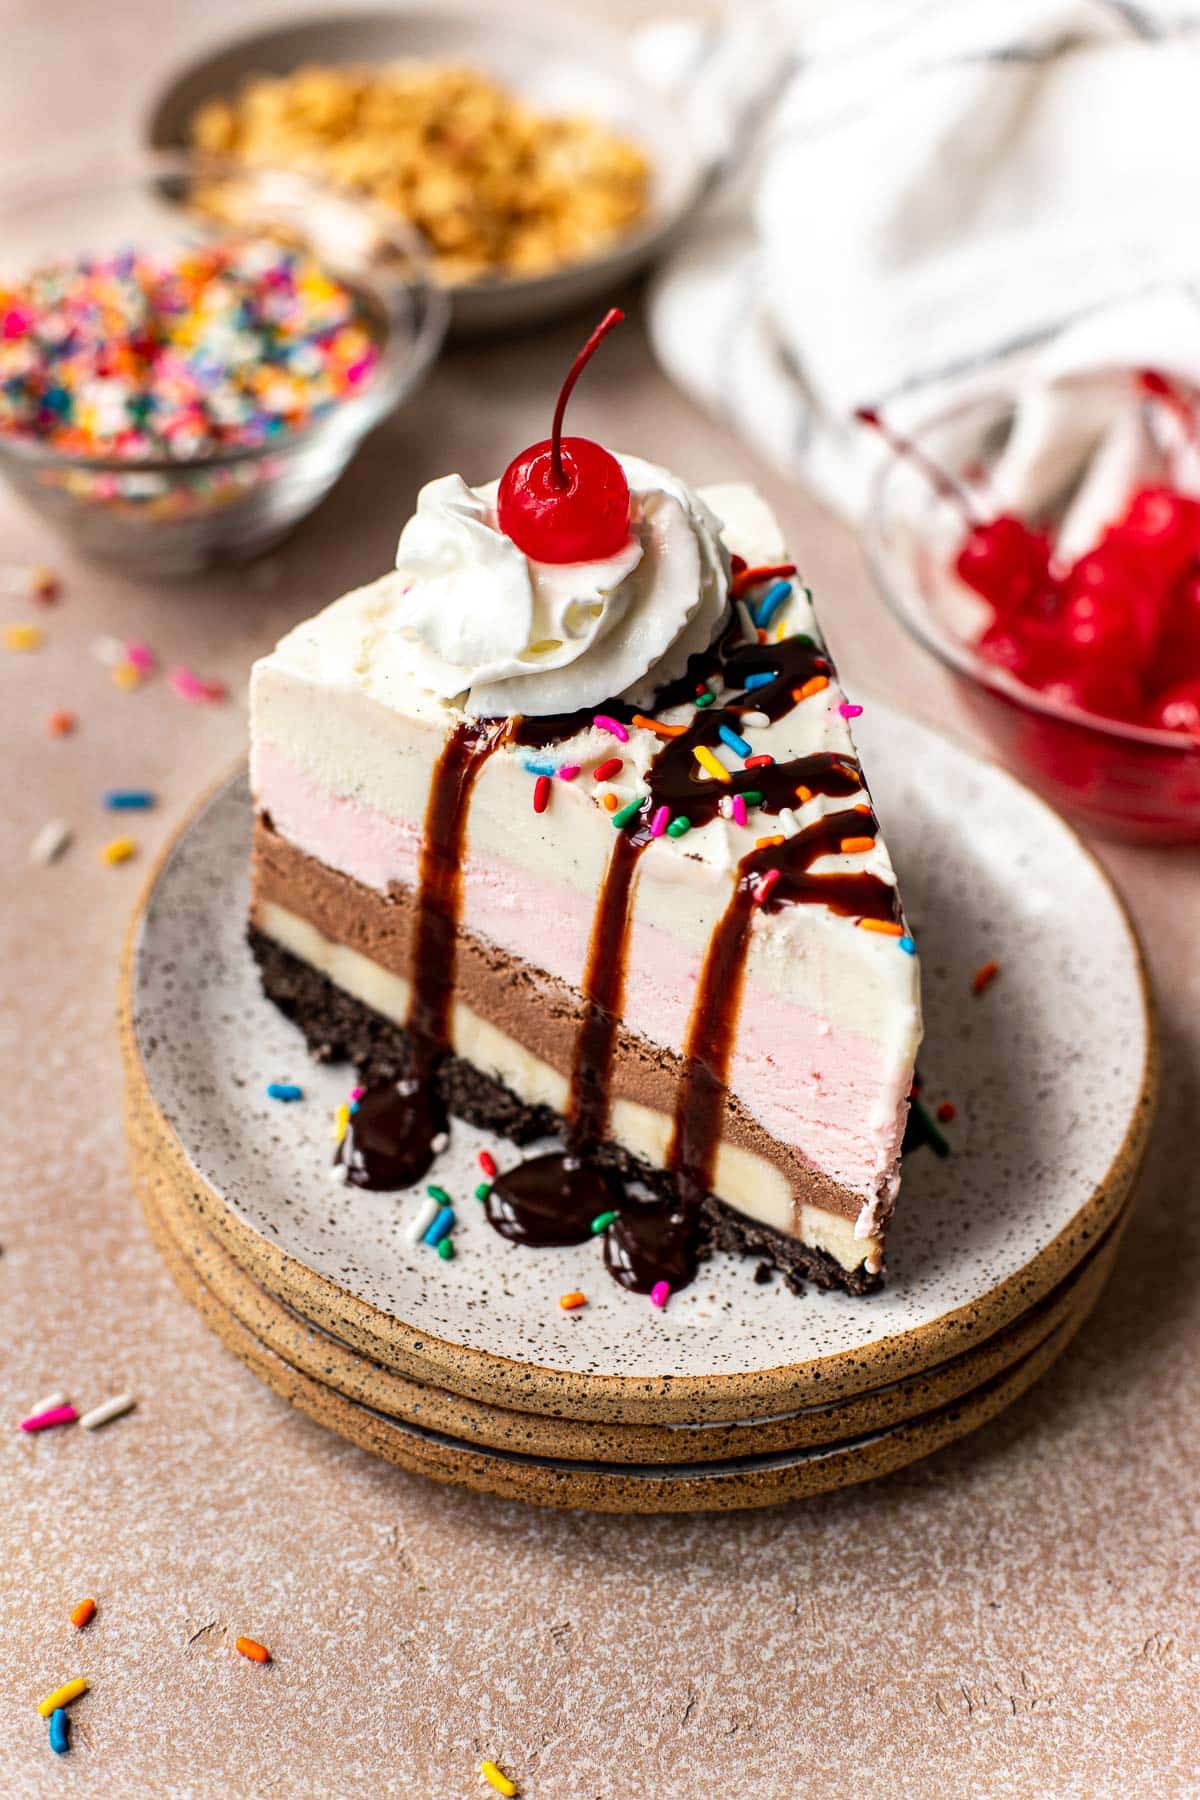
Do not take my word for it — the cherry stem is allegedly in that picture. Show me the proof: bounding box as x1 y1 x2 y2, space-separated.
1138 367 1200 456
550 308 625 490
854 405 979 524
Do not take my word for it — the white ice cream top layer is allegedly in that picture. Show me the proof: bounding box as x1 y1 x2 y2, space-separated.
336 454 729 718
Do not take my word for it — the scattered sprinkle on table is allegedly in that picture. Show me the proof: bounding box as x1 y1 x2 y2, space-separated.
20 1402 78 1432
235 1636 271 1664
46 710 76 737
0 241 378 458
104 789 155 811
971 959 1001 996
423 1205 455 1248
478 1150 496 1179
474 1182 492 1201
112 661 143 691
100 836 137 866
29 1389 67 1415
4 622 42 651
37 1677 87 1718
70 1598 96 1630
168 665 226 704
559 1291 587 1311
79 1392 135 1432
29 819 72 865
266 1081 303 1102
936 1101 957 1123
480 1760 518 1797
48 1708 70 1756
838 701 864 719
650 1280 671 1309
0 561 58 602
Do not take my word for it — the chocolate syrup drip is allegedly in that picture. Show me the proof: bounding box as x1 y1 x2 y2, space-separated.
339 721 500 1190
488 829 646 1269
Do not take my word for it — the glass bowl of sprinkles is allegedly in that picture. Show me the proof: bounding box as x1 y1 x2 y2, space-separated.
0 151 448 573
863 380 1200 843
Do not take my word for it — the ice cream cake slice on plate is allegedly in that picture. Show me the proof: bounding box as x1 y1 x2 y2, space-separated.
249 312 922 1298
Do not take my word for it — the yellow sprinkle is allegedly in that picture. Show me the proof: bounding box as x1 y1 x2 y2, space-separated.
774 620 788 641
37 1677 87 1717
481 1761 518 1797
4 623 42 652
693 744 731 783
859 918 904 938
101 837 137 866
334 1102 351 1143
111 661 142 690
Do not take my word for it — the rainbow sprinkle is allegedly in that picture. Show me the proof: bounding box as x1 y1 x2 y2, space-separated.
0 241 378 458
753 580 792 629
650 1280 671 1309
48 1710 70 1756
717 723 753 759
592 756 622 782
611 795 644 830
266 1082 303 1101
731 794 748 828
649 805 670 838
532 774 551 814
693 744 730 783
971 959 1001 995
838 702 863 719
480 1761 518 1798
590 1209 617 1234
593 714 628 742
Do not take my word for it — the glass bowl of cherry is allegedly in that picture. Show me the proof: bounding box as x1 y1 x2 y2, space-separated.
862 371 1200 842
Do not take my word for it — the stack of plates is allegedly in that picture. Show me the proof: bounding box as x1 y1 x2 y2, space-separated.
121 708 1156 1512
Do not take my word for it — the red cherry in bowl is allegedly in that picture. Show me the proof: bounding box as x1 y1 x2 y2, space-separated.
1146 677 1200 737
497 308 631 564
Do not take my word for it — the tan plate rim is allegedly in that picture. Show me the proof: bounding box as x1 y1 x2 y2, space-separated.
120 754 1157 1425
133 1114 1127 1464
140 1172 1106 1513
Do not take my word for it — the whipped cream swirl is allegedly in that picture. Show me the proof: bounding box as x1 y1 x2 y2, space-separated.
381 454 730 717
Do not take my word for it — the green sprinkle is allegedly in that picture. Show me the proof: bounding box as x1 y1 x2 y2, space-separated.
426 1184 451 1204
437 1237 456 1261
694 691 715 708
611 796 644 830
590 1209 618 1234
740 788 764 807
666 816 692 838
474 1181 492 1201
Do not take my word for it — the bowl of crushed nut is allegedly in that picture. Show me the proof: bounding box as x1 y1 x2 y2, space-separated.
146 5 707 334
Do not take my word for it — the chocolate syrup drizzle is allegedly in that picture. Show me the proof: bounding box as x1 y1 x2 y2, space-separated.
338 721 501 1190
338 597 903 1298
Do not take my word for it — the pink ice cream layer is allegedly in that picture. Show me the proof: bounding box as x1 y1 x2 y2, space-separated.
253 742 901 1195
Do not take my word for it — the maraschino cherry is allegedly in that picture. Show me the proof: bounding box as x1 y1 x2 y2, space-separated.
497 308 630 563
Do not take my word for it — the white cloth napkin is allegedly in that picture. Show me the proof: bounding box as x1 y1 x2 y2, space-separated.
644 0 1200 517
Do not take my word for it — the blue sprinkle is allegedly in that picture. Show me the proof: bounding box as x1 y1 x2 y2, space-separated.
104 789 156 810
49 1709 69 1756
266 1082 304 1102
523 758 558 777
754 580 792 629
743 671 774 692
349 1100 360 1114
423 1204 455 1247
718 723 753 759
898 936 917 956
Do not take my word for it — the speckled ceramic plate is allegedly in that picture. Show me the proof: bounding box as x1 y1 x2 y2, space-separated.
132 1138 1127 1465
121 703 1155 1426
137 1160 1110 1512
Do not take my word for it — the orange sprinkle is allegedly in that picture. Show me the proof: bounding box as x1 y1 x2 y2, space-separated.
840 836 875 855
794 785 813 803
70 1598 96 1630
602 792 619 813
559 1291 587 1311
794 675 829 701
936 1101 957 1123
972 959 1001 996
854 802 872 815
859 919 904 937
755 834 785 849
236 1636 271 1664
46 709 76 737
731 561 797 597
631 713 687 739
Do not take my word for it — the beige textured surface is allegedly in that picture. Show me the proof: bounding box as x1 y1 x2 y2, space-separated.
1 0 1199 1792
